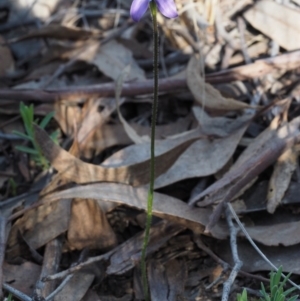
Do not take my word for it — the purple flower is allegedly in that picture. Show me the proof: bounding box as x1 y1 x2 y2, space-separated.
130 0 178 22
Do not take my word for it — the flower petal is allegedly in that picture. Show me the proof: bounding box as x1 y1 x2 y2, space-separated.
130 0 150 22
155 0 178 19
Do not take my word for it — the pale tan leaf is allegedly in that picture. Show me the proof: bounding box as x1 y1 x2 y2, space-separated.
40 183 227 239
82 115 192 158
153 114 251 188
244 0 300 51
67 199 117 251
34 125 200 186
267 147 298 214
187 55 254 111
90 40 146 81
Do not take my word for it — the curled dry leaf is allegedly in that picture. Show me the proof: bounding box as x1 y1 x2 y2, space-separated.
267 146 298 214
34 125 200 186
244 0 300 51
187 55 254 112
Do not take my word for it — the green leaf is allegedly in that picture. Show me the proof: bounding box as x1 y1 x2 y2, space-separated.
15 145 39 155
12 130 32 141
283 287 297 297
287 295 298 301
39 111 54 129
237 289 248 301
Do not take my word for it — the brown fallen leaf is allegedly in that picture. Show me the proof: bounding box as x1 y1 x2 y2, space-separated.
115 65 149 144
267 146 298 214
244 0 300 51
153 113 252 188
82 115 193 158
187 55 255 112
0 35 14 76
34 125 201 186
213 240 300 274
67 198 117 251
189 116 300 208
39 182 228 238
6 199 71 260
53 271 94 301
3 261 41 296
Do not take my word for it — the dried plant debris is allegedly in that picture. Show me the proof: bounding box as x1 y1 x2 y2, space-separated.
3 0 300 300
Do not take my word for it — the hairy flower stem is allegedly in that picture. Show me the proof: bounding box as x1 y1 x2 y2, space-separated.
141 2 158 301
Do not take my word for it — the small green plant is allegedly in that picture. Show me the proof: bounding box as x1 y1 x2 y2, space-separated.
8 178 17 196
237 288 248 301
237 267 298 301
13 102 59 170
260 267 298 301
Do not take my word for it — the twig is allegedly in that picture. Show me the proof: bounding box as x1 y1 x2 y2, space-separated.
42 252 111 282
0 50 300 102
3 283 32 301
227 203 300 291
44 275 73 301
222 205 243 301
0 215 7 300
193 234 269 283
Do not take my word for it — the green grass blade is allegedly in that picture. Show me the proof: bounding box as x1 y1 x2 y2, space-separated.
39 111 54 129
15 145 39 155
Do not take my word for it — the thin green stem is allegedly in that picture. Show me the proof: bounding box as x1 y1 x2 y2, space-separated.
141 2 158 301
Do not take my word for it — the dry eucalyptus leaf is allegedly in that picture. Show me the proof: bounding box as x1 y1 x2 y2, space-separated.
90 39 145 81
3 261 41 296
244 0 300 51
214 240 300 274
189 116 300 207
0 35 14 76
77 98 125 149
7 199 71 259
115 65 149 144
67 199 117 251
154 114 251 188
267 146 298 214
40 183 228 238
53 271 94 301
34 125 200 186
82 115 192 158
187 55 254 111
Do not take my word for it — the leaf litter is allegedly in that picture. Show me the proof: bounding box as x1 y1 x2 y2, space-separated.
2 0 300 300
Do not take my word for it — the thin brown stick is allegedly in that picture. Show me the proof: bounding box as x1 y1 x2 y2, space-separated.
0 50 300 102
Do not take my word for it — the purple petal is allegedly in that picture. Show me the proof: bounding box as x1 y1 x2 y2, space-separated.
130 0 150 22
155 0 178 19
